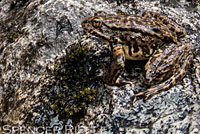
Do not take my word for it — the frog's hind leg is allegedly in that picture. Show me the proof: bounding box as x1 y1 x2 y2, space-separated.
133 43 193 102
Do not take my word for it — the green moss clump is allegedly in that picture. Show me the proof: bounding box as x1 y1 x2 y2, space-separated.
50 42 98 117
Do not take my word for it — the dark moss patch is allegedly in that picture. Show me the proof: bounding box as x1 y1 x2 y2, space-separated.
48 42 105 119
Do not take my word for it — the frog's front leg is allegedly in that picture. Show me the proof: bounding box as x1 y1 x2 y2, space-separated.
103 45 129 86
133 43 193 102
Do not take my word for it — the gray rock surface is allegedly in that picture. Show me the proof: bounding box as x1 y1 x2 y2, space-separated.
0 0 199 133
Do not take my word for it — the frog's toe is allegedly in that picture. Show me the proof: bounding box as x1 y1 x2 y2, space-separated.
115 78 132 86
132 91 147 103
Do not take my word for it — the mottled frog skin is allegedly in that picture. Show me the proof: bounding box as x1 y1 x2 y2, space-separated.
82 11 193 101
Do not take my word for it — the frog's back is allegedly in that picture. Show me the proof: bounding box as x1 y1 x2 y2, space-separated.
101 14 176 42
142 12 186 38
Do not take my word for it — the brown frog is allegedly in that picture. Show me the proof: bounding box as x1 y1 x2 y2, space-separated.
81 11 193 101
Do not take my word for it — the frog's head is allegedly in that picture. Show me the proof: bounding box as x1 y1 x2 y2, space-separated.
81 11 123 43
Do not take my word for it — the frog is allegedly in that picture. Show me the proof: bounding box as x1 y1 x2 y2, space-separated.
81 11 193 101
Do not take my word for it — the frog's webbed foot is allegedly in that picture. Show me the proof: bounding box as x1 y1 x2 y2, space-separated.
132 43 193 103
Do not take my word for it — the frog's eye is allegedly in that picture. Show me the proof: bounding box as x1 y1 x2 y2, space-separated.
91 18 102 28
